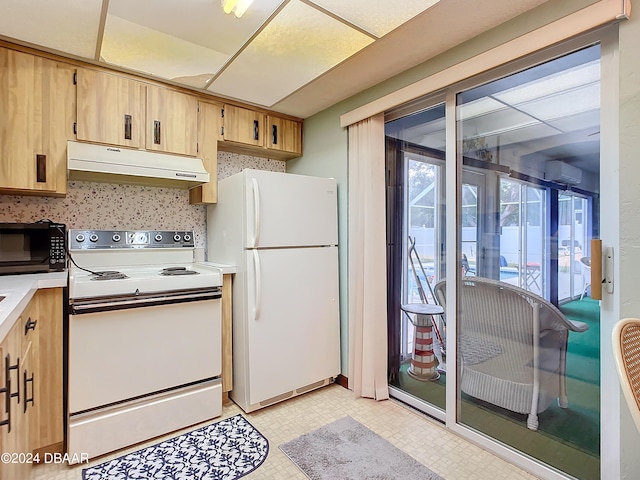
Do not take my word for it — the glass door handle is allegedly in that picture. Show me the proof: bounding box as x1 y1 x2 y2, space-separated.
591 239 602 300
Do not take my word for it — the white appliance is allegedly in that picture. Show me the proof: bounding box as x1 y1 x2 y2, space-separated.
207 169 340 413
66 230 223 460
67 140 210 188
545 160 582 185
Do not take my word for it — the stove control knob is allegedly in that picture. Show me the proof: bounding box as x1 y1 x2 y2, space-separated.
183 234 192 242
89 234 99 243
154 234 163 242
75 233 85 243
112 234 121 242
173 234 182 242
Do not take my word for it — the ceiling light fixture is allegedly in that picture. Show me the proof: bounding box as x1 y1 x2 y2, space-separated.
221 0 255 18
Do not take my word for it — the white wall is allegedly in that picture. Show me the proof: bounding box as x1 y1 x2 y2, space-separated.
616 9 640 479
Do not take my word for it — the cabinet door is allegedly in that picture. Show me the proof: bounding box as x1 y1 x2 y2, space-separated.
223 104 264 147
20 295 39 454
0 48 74 194
266 115 302 156
76 68 145 149
0 321 31 480
31 289 63 453
146 86 198 156
190 101 222 205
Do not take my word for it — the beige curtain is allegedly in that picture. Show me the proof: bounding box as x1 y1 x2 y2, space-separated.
348 113 389 400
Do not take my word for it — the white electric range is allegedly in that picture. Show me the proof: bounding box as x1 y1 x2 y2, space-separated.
66 229 223 461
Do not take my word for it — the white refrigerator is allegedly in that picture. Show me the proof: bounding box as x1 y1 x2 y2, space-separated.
207 169 340 412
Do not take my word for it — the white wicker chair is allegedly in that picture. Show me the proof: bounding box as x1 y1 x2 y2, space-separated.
433 276 589 430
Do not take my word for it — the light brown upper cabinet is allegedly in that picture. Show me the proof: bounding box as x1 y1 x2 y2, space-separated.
146 85 198 156
222 104 264 147
219 105 303 161
77 69 198 157
76 69 145 149
190 101 224 205
0 47 75 196
266 115 302 157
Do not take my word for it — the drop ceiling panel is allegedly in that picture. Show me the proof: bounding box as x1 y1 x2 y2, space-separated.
513 83 600 124
457 98 505 121
461 107 542 139
309 0 440 37
101 15 230 88
0 0 102 58
547 109 600 134
493 61 599 106
106 0 285 55
485 123 560 147
101 0 285 88
208 0 374 107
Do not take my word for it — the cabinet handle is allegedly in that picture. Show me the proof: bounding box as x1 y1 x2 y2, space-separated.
253 120 259 141
124 115 132 140
0 355 11 431
272 125 278 145
24 317 37 335
23 370 34 414
7 354 19 405
154 120 161 145
36 154 47 183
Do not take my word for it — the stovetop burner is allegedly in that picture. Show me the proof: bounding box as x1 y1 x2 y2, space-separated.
160 267 199 276
90 271 130 281
68 230 223 299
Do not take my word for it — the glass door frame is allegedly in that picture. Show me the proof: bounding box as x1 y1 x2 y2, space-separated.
440 29 618 480
387 95 449 423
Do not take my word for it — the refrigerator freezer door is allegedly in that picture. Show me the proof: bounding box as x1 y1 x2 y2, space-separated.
244 246 340 406
244 169 338 248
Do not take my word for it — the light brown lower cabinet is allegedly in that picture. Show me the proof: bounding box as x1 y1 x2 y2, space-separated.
0 288 63 480
31 288 64 455
0 304 33 480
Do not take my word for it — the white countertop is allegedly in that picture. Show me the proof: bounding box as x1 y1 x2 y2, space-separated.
0 271 68 341
197 262 236 275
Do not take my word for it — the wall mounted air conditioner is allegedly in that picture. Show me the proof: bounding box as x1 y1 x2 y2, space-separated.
545 161 582 185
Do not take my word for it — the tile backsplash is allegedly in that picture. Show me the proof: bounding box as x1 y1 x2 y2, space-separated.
0 152 285 248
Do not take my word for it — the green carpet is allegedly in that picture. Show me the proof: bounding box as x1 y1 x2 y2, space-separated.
390 297 600 480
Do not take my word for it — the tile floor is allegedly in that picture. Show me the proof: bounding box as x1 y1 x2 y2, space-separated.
33 384 539 480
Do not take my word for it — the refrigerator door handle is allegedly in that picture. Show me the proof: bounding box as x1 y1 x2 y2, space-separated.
251 178 261 248
253 250 262 320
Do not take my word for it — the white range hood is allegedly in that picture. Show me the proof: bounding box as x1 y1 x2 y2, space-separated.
67 141 210 189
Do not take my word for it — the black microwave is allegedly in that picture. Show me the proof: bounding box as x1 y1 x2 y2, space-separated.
0 222 66 275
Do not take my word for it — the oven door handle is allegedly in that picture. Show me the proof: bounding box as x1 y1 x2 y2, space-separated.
70 289 221 315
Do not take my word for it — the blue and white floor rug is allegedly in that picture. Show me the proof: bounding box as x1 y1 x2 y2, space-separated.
82 414 269 480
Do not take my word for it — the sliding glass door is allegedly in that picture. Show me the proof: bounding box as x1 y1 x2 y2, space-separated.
455 44 601 480
386 102 447 418
386 39 604 480
499 179 546 296
558 193 591 301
